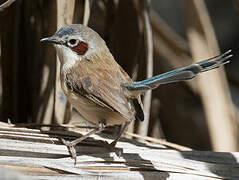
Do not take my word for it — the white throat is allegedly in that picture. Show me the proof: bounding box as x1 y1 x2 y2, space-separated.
54 45 80 71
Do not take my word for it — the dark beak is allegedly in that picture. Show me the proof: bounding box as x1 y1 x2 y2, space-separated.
40 36 62 45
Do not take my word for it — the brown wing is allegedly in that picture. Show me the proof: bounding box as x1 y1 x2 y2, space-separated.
64 51 141 121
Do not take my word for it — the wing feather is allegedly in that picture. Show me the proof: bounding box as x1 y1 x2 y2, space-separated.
64 51 142 121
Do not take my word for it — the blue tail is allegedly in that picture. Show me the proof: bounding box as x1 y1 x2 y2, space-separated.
122 50 232 91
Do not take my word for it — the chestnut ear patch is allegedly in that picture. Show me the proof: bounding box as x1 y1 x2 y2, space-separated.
72 41 89 55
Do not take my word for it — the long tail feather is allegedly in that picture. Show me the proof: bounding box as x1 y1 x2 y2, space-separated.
122 50 232 91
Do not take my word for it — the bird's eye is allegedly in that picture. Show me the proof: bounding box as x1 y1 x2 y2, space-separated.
68 39 78 47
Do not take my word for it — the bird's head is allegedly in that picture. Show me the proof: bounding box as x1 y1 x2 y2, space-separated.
41 24 107 69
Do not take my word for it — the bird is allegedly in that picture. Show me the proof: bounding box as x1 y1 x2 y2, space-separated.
41 24 232 164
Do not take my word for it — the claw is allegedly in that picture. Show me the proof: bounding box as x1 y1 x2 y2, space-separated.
114 147 123 157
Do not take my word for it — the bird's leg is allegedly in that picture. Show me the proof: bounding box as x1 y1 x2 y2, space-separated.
110 121 131 147
61 123 105 165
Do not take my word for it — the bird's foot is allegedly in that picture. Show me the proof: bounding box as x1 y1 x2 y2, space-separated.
98 140 123 157
61 138 77 165
110 141 123 157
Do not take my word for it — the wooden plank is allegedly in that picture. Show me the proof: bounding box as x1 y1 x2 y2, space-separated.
0 123 238 179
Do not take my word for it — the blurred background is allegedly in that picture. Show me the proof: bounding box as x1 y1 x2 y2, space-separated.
0 0 239 151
